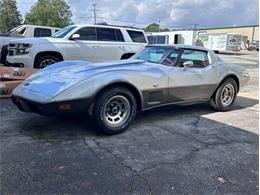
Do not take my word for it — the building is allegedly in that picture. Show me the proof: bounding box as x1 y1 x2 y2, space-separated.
146 30 196 45
146 24 259 49
196 24 258 44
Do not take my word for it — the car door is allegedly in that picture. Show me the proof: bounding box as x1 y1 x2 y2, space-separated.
95 27 125 61
67 27 99 62
168 49 219 102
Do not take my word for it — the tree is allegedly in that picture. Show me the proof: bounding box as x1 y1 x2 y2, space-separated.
25 0 72 28
0 0 22 32
144 23 160 32
144 23 170 32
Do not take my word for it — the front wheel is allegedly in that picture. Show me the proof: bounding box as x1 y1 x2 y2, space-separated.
34 55 59 69
209 78 238 111
93 87 137 135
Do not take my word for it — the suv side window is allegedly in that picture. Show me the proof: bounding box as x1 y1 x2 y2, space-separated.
75 27 97 40
178 49 209 68
19 27 26 35
116 29 124 42
34 28 52 37
96 28 124 42
127 30 147 43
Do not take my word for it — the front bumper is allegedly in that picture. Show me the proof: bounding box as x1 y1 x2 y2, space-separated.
12 95 91 116
7 54 34 68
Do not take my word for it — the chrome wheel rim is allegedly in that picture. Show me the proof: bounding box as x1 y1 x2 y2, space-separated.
39 59 56 69
102 95 131 127
221 84 235 106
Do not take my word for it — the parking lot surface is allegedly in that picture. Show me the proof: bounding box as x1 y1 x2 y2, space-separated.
0 51 259 194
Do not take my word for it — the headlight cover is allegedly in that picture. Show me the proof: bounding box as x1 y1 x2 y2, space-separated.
11 43 33 55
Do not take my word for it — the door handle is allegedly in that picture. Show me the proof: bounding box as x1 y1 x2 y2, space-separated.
91 45 99 48
118 46 125 49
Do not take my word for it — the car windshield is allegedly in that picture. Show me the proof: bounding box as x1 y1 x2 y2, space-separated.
132 46 172 63
51 25 76 38
7 26 21 34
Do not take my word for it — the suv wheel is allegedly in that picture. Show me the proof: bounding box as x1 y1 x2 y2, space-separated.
93 87 137 135
209 78 238 111
35 55 59 69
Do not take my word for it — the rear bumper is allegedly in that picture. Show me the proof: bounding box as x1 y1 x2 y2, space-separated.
12 95 92 116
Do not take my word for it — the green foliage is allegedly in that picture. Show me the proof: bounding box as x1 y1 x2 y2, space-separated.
0 0 22 32
24 0 72 28
144 23 160 32
144 23 170 32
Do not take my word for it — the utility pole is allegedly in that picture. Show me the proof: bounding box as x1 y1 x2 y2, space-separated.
192 23 198 29
90 4 98 24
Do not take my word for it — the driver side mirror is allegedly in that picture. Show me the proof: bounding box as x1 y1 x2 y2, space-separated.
70 33 80 40
183 61 194 71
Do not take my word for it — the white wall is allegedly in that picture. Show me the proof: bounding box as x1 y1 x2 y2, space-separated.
146 30 196 45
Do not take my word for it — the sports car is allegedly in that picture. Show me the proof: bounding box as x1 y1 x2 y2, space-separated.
12 44 250 134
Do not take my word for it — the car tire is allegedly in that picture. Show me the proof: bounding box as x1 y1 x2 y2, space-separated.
34 55 59 69
209 78 238 111
1 45 8 65
93 87 137 135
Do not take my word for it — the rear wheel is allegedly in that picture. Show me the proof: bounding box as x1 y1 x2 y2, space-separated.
34 55 59 69
209 78 238 111
93 87 137 135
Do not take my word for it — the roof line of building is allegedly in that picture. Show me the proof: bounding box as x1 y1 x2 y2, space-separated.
170 24 259 31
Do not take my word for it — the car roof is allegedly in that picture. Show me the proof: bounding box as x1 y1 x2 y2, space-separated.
147 44 209 51
21 25 61 29
70 24 144 31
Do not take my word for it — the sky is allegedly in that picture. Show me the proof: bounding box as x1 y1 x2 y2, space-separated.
17 0 259 29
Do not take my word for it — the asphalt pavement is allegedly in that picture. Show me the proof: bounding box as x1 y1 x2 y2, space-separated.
0 51 259 194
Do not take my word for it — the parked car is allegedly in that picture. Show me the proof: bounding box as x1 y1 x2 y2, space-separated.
0 25 60 65
6 24 148 69
11 44 249 134
248 40 259 51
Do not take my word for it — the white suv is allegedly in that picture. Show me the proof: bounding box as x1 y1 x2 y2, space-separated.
6 24 148 68
0 25 60 65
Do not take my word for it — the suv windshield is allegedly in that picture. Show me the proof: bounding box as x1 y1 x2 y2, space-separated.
132 46 172 63
7 26 21 34
51 25 76 38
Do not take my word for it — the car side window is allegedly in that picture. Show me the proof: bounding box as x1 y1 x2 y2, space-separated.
19 27 26 35
115 29 124 42
96 28 124 42
178 49 209 68
34 28 52 37
127 30 147 43
162 49 180 66
75 27 97 40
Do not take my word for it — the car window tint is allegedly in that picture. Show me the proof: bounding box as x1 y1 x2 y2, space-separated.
75 27 97 40
116 29 124 42
97 28 119 41
178 49 209 68
34 28 52 37
19 28 26 35
162 49 180 65
135 47 171 63
127 30 147 43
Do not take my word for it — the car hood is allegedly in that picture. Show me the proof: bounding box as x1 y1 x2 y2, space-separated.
13 59 158 102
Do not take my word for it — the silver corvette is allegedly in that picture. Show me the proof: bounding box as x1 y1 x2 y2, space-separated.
12 44 249 134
